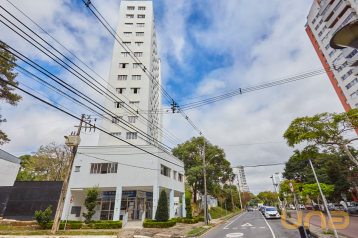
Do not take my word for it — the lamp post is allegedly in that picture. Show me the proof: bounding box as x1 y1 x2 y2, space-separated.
203 153 218 225
330 19 358 49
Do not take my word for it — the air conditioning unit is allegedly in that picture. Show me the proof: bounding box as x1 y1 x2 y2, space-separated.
64 135 81 147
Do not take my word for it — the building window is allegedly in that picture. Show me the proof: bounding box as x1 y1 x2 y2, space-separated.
343 61 348 67
318 31 322 37
325 60 328 64
125 23 133 27
123 42 131 46
90 163 118 174
133 63 142 68
348 69 353 76
137 23 145 27
127 6 135 10
134 52 143 57
347 49 358 59
337 67 343 72
126 132 137 139
161 164 171 177
121 52 130 57
114 102 124 108
356 103 358 108
124 32 132 37
173 171 177 180
128 116 137 123
333 75 336 79
129 101 139 107
74 166 80 172
351 92 356 98
315 40 318 44
178 173 183 182
116 88 126 94
342 75 347 81
312 34 315 38
319 19 323 24
136 32 144 36
126 14 134 18
329 51 335 57
315 25 319 30
135 42 144 46
325 44 330 50
138 6 146 10
137 15 145 18
119 63 128 68
346 83 352 89
131 88 140 94
321 53 324 57
132 75 141 80
112 116 122 123
312 19 316 24
118 75 127 80
110 132 121 139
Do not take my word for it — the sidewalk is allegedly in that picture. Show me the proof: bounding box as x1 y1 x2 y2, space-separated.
289 210 357 238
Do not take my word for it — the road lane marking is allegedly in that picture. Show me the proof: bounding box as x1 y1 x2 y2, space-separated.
223 212 246 230
251 227 256 228
261 214 276 238
260 227 265 228
241 223 253 226
226 233 244 237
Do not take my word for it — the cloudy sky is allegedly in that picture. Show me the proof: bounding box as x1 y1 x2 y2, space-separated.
0 0 351 194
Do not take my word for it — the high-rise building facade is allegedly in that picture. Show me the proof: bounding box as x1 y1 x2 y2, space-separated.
236 166 250 193
306 0 358 111
98 1 163 146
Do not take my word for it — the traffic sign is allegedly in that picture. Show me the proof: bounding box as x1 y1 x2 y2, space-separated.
70 196 74 203
289 181 294 193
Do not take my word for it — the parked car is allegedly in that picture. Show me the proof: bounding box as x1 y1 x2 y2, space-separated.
247 206 253 212
347 203 358 214
299 204 305 210
260 206 266 215
264 207 281 219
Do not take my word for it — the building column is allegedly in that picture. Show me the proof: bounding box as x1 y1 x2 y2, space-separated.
169 189 174 219
113 186 122 221
182 193 186 218
152 185 159 219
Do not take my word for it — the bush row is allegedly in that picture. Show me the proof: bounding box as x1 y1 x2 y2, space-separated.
172 216 204 224
45 222 83 229
88 221 122 229
143 219 176 228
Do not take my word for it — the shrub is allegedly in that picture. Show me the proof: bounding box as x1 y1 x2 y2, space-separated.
184 219 196 224
61 220 83 223
82 186 100 224
197 216 204 222
277 209 282 215
45 222 65 230
69 223 83 229
33 205 53 228
155 189 169 222
94 222 122 229
143 219 176 228
287 212 292 218
185 190 193 219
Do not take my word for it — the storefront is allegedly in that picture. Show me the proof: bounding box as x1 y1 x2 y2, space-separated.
96 190 153 221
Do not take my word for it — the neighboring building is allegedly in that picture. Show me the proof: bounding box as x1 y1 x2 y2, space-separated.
62 1 185 225
236 166 250 193
305 0 358 111
0 149 20 186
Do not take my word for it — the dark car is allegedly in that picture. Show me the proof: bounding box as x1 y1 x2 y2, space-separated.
247 206 253 212
260 206 266 215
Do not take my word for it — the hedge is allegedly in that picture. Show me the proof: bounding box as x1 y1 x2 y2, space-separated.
143 219 176 228
61 220 83 223
184 219 197 224
44 222 65 229
45 222 83 229
94 221 122 229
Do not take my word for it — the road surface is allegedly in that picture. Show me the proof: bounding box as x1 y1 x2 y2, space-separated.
201 211 301 238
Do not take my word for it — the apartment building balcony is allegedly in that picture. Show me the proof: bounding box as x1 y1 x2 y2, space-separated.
352 66 358 76
330 9 357 36
323 0 344 22
327 0 353 28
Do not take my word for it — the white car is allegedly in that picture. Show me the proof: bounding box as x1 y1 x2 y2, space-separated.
264 207 281 219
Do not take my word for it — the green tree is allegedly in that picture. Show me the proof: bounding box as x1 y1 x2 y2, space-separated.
278 180 301 209
16 155 36 181
82 186 99 224
172 137 232 202
283 109 358 167
249 193 261 207
0 41 22 145
185 190 193 219
155 189 169 222
301 183 334 211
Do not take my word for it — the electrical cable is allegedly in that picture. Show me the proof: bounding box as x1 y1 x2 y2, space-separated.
0 77 184 168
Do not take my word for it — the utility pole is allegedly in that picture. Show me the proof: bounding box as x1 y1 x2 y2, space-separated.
236 173 243 211
229 174 235 212
51 114 85 234
55 152 65 181
202 138 208 225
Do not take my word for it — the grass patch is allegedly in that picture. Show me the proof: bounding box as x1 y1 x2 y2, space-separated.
186 227 206 235
0 230 119 236
0 224 39 231
208 207 235 219
323 230 335 235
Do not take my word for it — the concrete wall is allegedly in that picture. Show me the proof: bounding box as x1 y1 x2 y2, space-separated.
0 159 20 186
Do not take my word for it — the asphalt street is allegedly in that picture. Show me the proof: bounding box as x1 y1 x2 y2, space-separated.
201 211 301 238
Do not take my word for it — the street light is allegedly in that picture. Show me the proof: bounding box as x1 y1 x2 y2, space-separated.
330 19 358 49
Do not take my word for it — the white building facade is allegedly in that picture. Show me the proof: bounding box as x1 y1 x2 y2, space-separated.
0 149 20 186
236 166 250 193
62 1 185 224
306 0 358 111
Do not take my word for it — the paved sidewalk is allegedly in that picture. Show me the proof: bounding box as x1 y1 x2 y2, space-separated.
289 210 357 238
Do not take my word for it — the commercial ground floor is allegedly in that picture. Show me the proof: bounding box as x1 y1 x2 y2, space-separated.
63 186 185 222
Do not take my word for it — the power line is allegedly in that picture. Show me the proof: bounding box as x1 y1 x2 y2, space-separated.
221 141 286 146
233 162 286 168
0 77 184 168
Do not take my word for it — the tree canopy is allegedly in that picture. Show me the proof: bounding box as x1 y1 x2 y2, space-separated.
0 41 22 145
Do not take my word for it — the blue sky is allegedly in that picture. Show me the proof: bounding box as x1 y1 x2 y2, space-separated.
0 0 350 194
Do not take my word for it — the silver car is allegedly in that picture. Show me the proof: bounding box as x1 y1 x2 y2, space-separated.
264 207 281 219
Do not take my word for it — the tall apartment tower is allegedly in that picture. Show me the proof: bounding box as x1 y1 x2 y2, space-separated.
306 0 358 111
236 166 250 193
98 1 163 146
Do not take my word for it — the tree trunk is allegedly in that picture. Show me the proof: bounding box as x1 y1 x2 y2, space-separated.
341 144 358 167
193 183 197 203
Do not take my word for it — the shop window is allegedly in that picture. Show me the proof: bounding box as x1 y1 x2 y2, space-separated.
90 163 118 174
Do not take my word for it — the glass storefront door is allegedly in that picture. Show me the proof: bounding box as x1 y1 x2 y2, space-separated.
97 198 115 221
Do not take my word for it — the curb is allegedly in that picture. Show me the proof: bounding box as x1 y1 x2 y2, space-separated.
186 212 244 237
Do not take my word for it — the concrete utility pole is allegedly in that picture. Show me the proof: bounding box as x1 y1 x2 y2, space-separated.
229 174 235 212
51 114 85 234
202 138 208 225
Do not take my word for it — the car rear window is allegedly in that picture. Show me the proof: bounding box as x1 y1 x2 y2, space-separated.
266 208 276 211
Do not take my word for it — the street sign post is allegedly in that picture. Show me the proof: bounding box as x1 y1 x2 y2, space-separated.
64 196 74 230
290 181 309 238
289 181 294 193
